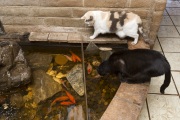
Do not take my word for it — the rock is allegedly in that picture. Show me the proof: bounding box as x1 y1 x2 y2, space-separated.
99 50 113 61
0 95 6 104
67 105 85 120
0 41 31 91
26 53 52 69
31 70 62 104
66 64 84 96
0 20 6 35
85 42 99 55
10 93 24 108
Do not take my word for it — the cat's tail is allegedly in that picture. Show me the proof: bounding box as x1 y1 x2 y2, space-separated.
138 23 154 45
160 69 171 94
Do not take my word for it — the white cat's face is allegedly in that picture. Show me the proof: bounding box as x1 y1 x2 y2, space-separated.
81 11 95 26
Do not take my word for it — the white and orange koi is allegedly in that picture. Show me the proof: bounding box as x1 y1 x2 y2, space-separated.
87 62 92 74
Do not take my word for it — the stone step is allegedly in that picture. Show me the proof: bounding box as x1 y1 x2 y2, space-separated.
29 31 127 44
2 25 127 44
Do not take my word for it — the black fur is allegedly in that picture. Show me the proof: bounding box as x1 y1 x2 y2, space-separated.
109 11 127 32
97 49 171 94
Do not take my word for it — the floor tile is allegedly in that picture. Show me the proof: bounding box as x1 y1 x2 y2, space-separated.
160 16 173 25
166 8 180 15
158 26 179 37
166 1 180 7
165 53 180 70
147 94 180 120
159 38 180 52
149 75 177 94
170 16 180 25
163 10 168 16
171 72 180 93
138 102 149 120
153 39 162 52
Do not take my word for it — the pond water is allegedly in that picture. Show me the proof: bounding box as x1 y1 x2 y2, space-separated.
0 42 127 120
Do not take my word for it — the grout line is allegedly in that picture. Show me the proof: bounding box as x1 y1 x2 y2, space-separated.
167 9 180 36
157 19 180 98
157 26 180 98
171 74 180 99
146 99 151 120
148 93 179 96
156 37 164 54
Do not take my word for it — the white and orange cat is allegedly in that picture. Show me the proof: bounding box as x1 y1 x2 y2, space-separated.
81 11 147 45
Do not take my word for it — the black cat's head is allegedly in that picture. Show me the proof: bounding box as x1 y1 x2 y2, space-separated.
97 60 111 76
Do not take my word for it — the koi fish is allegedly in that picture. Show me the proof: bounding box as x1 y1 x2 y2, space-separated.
60 101 74 106
51 96 69 106
70 51 81 62
63 55 72 61
65 90 76 104
87 62 92 74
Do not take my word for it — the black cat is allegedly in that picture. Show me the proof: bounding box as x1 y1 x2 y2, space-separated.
97 49 171 94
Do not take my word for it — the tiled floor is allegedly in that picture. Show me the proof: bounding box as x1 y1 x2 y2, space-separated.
138 0 180 120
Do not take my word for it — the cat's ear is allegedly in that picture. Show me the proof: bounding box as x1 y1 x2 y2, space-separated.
89 16 93 20
81 15 85 19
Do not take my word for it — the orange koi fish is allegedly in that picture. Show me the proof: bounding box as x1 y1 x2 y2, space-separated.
65 90 76 104
51 96 69 106
60 101 74 106
70 51 81 62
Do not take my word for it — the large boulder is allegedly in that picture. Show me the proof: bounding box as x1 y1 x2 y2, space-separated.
0 41 31 91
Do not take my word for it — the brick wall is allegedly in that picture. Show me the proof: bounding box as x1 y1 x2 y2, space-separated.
0 0 167 43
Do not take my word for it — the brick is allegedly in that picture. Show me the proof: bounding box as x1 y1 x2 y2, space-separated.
149 32 158 41
155 0 167 11
2 16 44 25
0 6 33 16
48 33 68 42
29 32 49 41
72 8 94 18
62 18 84 27
39 0 83 7
73 8 149 19
32 7 72 17
44 18 63 26
129 0 152 8
152 11 163 25
68 33 82 43
0 0 39 6
128 9 149 19
100 83 149 120
4 25 35 33
84 0 127 8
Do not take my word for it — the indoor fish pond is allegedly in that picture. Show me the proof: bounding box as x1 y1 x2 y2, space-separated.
0 42 127 120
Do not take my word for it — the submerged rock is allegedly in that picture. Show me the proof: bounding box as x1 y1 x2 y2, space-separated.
0 41 31 91
26 53 52 69
67 105 85 120
31 70 62 104
66 64 84 96
10 93 24 108
99 50 113 61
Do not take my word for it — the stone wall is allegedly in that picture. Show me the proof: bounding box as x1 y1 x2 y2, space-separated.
0 0 167 44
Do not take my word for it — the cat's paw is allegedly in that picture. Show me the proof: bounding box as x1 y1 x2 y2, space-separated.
131 41 137 45
89 36 95 39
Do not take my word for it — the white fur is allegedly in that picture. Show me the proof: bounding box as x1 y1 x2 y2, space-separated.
81 11 142 45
